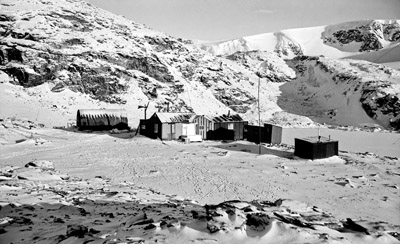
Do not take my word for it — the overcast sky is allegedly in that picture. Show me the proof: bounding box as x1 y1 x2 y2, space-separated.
85 0 400 41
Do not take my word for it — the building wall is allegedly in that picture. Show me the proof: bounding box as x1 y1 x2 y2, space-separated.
214 121 247 140
294 139 338 159
192 116 214 139
77 115 127 130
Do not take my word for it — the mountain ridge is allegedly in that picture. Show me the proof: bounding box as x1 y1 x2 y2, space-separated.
0 0 399 130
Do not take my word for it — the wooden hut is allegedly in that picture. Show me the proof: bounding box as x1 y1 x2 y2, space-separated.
76 109 128 130
190 115 214 140
294 136 338 160
139 112 199 140
245 124 282 144
208 114 248 140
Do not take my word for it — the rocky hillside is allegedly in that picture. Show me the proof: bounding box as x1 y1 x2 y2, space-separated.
0 0 265 118
0 0 399 130
281 56 400 129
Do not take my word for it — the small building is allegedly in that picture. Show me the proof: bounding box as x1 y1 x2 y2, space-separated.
294 136 338 160
139 112 199 140
208 114 248 141
190 115 214 140
264 123 282 144
245 124 282 144
76 109 128 130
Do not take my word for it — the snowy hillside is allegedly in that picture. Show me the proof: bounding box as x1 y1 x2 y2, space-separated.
282 56 400 129
198 20 400 61
0 0 399 130
0 0 274 126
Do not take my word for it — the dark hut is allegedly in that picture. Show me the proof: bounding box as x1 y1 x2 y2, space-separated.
208 114 248 140
245 123 282 144
76 109 128 130
294 136 338 160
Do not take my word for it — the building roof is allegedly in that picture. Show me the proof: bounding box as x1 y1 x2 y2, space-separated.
155 112 195 123
189 114 213 122
212 114 244 123
296 136 337 143
77 109 127 118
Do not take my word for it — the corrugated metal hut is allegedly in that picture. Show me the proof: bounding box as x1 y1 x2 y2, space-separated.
190 115 214 140
294 136 338 160
208 114 248 140
139 112 196 140
76 109 128 130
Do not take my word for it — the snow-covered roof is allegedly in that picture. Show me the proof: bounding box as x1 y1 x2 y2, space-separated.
77 109 127 118
155 113 195 123
212 114 244 123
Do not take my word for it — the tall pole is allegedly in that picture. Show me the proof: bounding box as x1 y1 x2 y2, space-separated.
258 75 261 155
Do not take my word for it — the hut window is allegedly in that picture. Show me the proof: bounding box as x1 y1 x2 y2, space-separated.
199 125 204 130
154 124 158 133
228 123 234 130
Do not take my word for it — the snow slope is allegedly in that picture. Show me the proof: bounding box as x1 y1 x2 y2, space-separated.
198 20 400 61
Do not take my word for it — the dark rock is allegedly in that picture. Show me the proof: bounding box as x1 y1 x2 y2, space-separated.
207 223 220 233
53 217 65 223
66 224 88 238
89 228 101 234
13 216 33 225
133 218 154 226
342 218 370 235
143 223 157 230
246 213 270 231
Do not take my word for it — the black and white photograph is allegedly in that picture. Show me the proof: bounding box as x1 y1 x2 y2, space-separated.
0 0 399 243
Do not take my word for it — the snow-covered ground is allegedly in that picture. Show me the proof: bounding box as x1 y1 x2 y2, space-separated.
0 121 399 243
1 0 400 243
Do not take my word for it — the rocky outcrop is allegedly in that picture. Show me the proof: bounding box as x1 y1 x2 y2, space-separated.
360 82 400 130
225 51 296 82
325 20 400 52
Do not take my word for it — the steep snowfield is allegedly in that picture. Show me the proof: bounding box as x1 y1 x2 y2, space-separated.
199 20 400 61
281 56 400 129
347 43 400 63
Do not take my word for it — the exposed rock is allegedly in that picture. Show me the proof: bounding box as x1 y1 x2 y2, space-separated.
246 213 270 231
25 160 55 171
66 224 88 238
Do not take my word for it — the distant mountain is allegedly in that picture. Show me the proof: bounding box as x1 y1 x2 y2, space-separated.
0 0 399 130
198 20 400 62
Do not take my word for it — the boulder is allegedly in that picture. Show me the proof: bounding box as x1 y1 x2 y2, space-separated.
25 160 55 170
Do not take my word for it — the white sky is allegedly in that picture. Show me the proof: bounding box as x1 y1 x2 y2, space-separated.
86 0 400 41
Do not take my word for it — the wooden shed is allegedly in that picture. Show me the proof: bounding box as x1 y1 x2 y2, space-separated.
294 136 338 160
209 114 248 141
245 124 282 144
76 109 128 130
190 115 214 140
139 112 197 140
